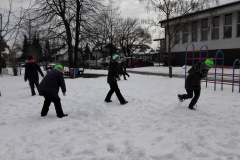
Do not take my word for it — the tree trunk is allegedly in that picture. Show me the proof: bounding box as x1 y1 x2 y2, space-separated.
74 0 81 69
0 60 2 75
168 59 172 78
65 26 73 68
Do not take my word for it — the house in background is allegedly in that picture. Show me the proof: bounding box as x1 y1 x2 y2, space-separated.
55 45 83 66
159 0 240 66
130 45 156 61
91 44 124 60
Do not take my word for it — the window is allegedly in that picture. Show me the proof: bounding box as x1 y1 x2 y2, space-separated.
183 23 188 43
175 25 180 44
192 21 198 42
212 16 219 39
224 13 232 38
237 12 240 37
201 19 208 41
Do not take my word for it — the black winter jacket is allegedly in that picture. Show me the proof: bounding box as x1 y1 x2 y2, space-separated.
38 70 66 98
185 60 209 90
107 60 125 84
24 60 44 81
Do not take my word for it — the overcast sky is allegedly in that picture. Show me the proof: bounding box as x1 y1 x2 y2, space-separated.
111 0 160 48
0 0 160 48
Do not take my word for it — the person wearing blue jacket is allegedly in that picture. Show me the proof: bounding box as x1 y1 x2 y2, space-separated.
38 64 67 118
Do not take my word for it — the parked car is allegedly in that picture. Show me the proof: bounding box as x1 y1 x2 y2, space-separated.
105 56 111 65
128 58 154 68
84 60 102 69
43 63 57 71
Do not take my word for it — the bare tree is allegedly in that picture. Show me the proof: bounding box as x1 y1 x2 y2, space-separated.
0 0 34 75
140 0 216 78
116 17 152 57
85 0 121 58
26 0 102 68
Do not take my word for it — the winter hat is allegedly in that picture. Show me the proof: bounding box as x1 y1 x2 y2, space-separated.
205 59 214 68
112 54 120 61
54 64 63 70
28 56 33 60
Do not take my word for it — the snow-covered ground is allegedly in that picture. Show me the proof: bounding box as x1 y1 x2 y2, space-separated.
129 64 238 77
0 68 240 160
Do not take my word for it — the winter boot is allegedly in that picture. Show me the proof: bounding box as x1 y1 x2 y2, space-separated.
121 101 128 105
178 94 184 102
105 100 113 103
188 104 197 110
57 114 68 118
188 106 196 110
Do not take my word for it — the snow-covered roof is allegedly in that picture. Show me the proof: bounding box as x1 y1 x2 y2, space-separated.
56 47 68 55
16 51 22 55
153 35 165 41
1 48 10 54
132 48 156 55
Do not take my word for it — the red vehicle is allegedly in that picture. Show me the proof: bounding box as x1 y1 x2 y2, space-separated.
128 58 154 68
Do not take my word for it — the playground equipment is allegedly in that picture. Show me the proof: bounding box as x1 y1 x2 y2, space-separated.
232 59 240 93
185 43 239 92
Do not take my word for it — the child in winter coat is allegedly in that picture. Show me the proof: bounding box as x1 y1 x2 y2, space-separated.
178 59 214 110
24 56 44 96
38 64 68 118
105 54 129 105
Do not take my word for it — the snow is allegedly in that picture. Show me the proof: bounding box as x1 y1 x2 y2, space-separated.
0 66 240 160
57 47 68 55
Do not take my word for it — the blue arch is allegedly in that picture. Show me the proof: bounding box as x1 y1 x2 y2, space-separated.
199 45 209 60
185 43 194 81
232 59 240 92
200 45 209 87
214 50 224 91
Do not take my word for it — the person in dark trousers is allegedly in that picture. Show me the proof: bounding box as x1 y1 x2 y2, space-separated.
178 59 214 110
105 54 129 105
24 56 44 96
120 61 129 80
38 64 68 118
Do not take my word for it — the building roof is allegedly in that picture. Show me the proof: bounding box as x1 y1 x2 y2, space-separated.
132 46 156 55
153 35 165 41
159 0 240 24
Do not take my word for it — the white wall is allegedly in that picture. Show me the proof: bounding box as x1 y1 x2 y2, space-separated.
165 5 240 52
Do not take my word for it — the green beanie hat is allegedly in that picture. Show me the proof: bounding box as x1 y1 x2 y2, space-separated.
54 64 63 70
205 59 214 68
112 54 120 61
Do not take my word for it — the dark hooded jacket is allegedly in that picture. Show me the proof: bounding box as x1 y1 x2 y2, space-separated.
185 60 209 90
38 70 66 98
24 60 44 81
107 60 125 84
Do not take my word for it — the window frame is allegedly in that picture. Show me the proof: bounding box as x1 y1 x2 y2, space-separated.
182 23 188 43
212 16 219 40
175 25 180 44
224 13 232 38
192 21 198 42
237 11 240 37
201 18 208 41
